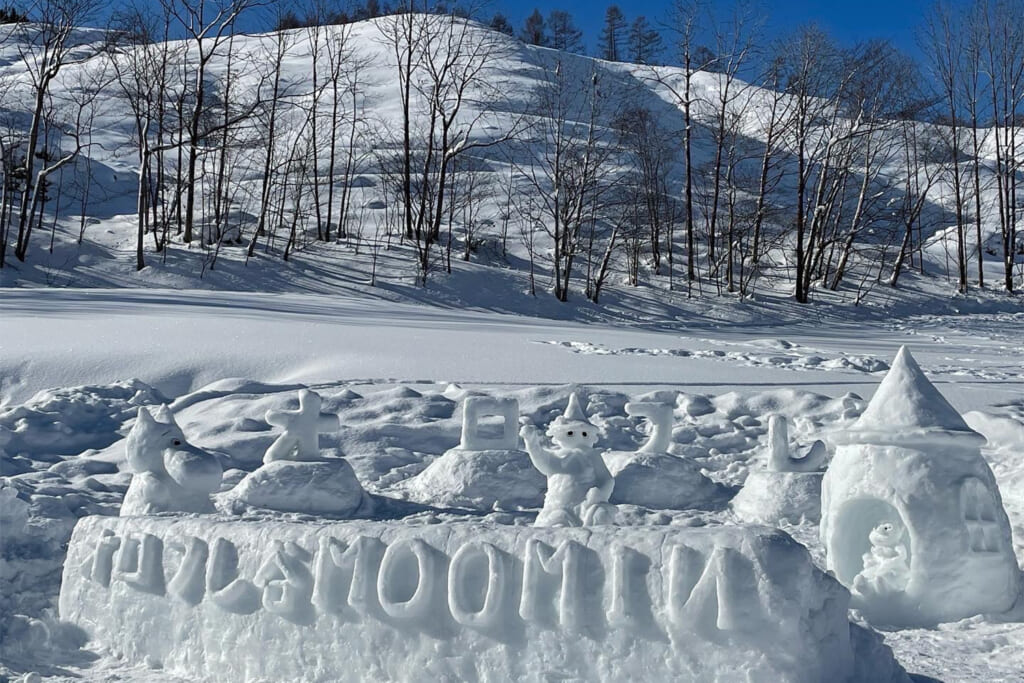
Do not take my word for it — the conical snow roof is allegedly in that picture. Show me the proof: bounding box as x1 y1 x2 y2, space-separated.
835 346 983 447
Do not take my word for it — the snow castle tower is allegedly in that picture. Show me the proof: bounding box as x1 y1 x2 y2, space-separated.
821 347 1019 626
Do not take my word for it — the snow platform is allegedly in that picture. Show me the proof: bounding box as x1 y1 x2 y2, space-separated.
60 516 906 682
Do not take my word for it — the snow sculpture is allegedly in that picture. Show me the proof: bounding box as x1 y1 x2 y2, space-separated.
767 415 827 472
851 522 910 599
460 396 519 451
626 401 673 453
732 414 827 525
603 402 728 511
61 516 910 683
821 346 1019 626
227 389 368 517
264 389 340 463
121 406 222 516
520 393 615 526
406 395 544 510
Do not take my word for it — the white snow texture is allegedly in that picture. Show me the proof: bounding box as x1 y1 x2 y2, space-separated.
59 516 906 683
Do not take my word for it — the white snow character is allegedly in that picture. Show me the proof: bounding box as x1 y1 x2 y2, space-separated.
121 406 222 516
520 393 615 527
852 521 910 600
263 389 340 464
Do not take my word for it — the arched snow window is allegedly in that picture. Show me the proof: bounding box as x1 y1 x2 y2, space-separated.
960 477 1001 553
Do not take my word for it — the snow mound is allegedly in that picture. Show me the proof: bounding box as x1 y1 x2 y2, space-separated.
0 379 165 460
403 448 544 510
60 515 908 682
732 470 823 524
226 459 369 518
603 451 729 511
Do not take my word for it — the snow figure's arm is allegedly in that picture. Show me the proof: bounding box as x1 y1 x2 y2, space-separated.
519 424 563 475
588 453 615 503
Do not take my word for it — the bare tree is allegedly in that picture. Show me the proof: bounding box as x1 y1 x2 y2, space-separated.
11 0 104 263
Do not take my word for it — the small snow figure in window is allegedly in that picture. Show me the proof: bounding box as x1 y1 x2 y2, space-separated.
852 521 910 600
520 393 615 527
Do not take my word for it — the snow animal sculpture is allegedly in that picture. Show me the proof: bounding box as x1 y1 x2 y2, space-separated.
821 346 1020 626
731 414 827 524
264 389 341 463
407 395 545 510
121 405 222 516
602 401 727 510
520 393 615 526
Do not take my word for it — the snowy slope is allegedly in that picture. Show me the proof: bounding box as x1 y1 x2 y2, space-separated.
0 17 1019 311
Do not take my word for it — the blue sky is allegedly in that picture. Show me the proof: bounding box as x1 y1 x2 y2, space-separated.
497 0 933 60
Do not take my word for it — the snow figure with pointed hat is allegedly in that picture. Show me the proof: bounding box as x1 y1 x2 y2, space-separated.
520 392 615 526
121 405 222 516
821 346 1019 626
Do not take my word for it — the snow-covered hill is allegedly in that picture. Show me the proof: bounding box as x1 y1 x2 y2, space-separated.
0 16 1019 317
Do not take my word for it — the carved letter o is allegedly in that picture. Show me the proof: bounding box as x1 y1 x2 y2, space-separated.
377 539 438 620
448 542 507 628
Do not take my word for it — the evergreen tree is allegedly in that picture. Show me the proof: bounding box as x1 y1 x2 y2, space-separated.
0 4 27 23
627 16 662 64
547 10 582 53
599 5 626 61
520 8 548 46
489 12 514 36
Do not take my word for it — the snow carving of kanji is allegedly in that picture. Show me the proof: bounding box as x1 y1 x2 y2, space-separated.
405 394 544 511
520 393 615 526
732 414 827 525
264 389 340 463
121 406 222 516
226 389 367 517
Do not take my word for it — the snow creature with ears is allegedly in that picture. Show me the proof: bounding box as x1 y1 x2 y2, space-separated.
121 405 223 516
520 393 615 527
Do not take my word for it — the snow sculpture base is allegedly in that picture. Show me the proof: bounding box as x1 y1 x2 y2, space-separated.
226 459 369 517
59 516 905 683
732 471 823 525
406 448 545 510
603 451 728 511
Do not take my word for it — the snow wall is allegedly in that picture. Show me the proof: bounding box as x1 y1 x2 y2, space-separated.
62 516 868 683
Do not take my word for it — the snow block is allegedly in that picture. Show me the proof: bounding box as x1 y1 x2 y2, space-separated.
60 516 902 683
459 396 520 451
603 451 729 511
227 459 367 517
732 470 823 525
406 449 545 510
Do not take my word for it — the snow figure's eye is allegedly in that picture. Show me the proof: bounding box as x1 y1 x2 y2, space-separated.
582 431 588 437
172 439 182 446
567 431 574 436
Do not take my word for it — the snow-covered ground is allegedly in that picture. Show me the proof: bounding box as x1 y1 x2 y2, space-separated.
2 287 1024 682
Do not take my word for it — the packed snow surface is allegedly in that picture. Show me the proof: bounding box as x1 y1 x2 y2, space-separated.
4 289 1024 682
59 516 902 683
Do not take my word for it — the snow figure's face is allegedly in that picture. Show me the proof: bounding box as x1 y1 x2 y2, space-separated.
868 521 904 547
127 408 187 474
547 422 599 451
